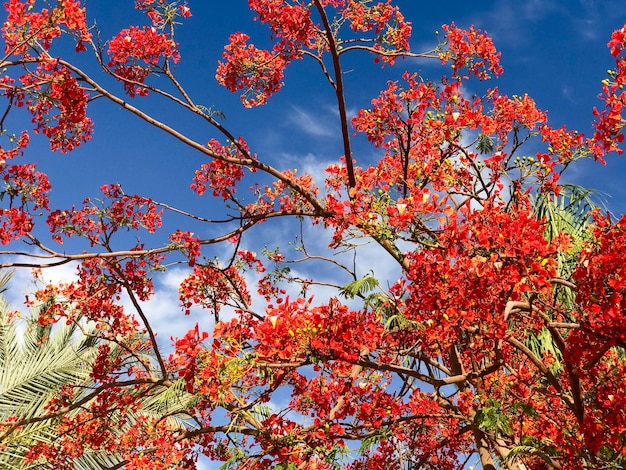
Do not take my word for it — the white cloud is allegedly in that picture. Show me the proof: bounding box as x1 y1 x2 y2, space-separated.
1 255 204 353
195 458 215 470
457 1 561 50
289 105 335 137
4 256 80 310
281 151 334 189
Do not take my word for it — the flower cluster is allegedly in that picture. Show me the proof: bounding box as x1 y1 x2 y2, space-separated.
248 0 315 53
190 138 252 199
2 0 91 54
21 61 93 152
342 0 412 64
591 23 626 159
47 184 162 245
216 33 288 107
1 2 626 469
244 169 318 219
170 323 209 392
178 262 250 316
440 22 503 79
573 214 626 342
168 229 201 266
108 26 180 96
0 131 52 244
134 0 191 26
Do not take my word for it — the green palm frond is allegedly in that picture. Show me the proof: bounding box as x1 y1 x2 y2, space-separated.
532 184 601 279
0 280 100 469
0 272 191 469
532 184 599 242
524 185 600 371
532 184 600 298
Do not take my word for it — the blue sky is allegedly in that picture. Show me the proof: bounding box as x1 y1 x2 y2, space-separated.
19 0 618 287
18 0 624 216
3 1 626 468
22 0 626 207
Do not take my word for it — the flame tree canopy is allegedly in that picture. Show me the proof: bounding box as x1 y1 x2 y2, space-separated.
0 1 625 469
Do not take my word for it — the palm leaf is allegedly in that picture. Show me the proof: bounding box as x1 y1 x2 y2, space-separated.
0 272 191 469
0 281 99 469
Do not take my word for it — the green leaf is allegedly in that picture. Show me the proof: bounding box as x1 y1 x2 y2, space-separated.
197 104 226 120
504 444 559 468
512 401 540 419
383 313 422 332
476 133 494 154
475 399 512 437
339 272 379 299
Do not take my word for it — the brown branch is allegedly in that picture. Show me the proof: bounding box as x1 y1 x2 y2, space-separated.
504 298 586 425
337 44 439 59
329 361 364 420
550 277 576 290
113 266 169 380
504 336 575 411
583 343 613 371
356 355 502 387
1 221 257 269
312 0 356 189
370 233 409 270
44 58 328 215
0 378 168 444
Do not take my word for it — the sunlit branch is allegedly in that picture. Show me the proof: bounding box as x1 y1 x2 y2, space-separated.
45 58 328 214
0 378 169 444
113 265 169 380
504 336 572 404
355 355 502 387
0 225 256 269
312 0 356 189
337 44 439 60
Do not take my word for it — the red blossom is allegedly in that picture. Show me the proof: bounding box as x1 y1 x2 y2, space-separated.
1 3 626 469
169 229 201 266
47 184 162 245
191 139 250 199
216 32 288 107
108 26 180 97
171 323 209 392
178 262 250 316
590 23 626 158
2 0 90 54
342 0 412 64
440 22 503 79
0 206 32 244
7 60 94 152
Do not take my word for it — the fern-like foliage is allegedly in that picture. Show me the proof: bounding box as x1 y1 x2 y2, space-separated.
0 272 192 469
